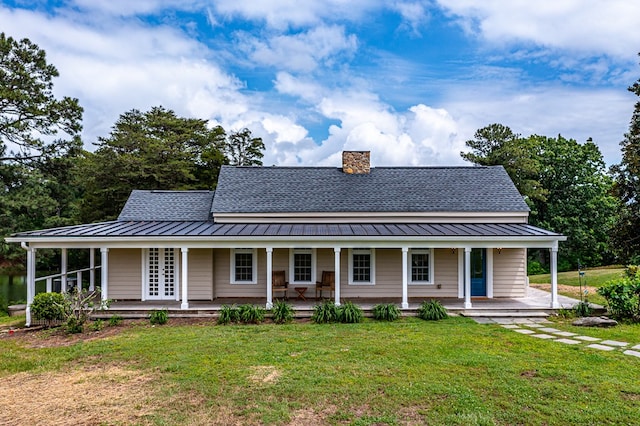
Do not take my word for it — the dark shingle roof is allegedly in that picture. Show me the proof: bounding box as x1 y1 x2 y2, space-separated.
118 190 215 221
211 165 529 214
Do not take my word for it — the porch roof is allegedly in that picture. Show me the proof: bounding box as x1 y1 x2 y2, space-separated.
9 221 562 240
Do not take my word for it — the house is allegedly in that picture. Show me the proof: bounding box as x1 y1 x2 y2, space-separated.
7 151 565 325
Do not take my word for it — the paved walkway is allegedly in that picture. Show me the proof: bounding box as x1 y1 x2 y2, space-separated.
475 317 640 359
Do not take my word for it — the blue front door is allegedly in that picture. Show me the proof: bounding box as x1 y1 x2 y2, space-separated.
470 248 487 297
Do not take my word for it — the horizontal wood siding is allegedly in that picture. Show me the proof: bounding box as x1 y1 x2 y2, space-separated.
409 249 459 298
187 248 213 300
213 248 266 297
493 248 526 297
108 248 142 299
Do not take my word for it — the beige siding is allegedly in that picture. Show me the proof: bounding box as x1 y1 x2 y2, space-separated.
108 248 142 299
492 248 526 297
213 248 266 298
409 249 459 298
187 248 213 300
340 249 401 298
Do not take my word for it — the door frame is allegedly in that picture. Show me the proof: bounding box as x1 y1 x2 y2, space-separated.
142 248 180 301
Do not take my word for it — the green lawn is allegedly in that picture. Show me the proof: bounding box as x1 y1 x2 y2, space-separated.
1 317 640 425
529 267 625 306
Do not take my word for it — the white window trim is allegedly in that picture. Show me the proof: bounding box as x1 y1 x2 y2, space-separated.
289 248 317 284
348 248 376 285
408 248 434 285
230 248 257 284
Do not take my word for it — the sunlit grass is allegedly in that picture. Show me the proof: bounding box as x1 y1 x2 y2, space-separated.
1 317 639 425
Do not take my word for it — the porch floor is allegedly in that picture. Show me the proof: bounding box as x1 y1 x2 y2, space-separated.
96 288 596 319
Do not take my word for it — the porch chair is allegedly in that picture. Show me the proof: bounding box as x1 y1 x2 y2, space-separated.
272 270 289 300
315 271 335 300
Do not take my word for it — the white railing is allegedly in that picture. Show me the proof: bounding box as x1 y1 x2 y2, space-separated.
35 266 102 294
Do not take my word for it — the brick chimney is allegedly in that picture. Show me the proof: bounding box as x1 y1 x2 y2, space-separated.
342 151 370 174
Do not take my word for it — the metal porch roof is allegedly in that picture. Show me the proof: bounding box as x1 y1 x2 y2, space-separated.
10 221 563 239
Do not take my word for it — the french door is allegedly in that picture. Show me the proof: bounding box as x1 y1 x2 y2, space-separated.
146 248 178 300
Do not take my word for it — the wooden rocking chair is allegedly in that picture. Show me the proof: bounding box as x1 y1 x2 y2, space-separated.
315 271 335 300
272 270 289 300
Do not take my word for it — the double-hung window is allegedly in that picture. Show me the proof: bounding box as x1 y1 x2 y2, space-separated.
230 248 257 284
409 248 434 284
349 248 375 285
289 248 316 284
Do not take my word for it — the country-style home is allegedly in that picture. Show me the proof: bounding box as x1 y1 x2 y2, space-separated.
8 151 565 325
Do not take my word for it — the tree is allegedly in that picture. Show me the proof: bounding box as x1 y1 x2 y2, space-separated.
0 33 82 163
461 124 546 205
611 53 640 262
224 128 265 166
78 107 227 222
461 125 616 269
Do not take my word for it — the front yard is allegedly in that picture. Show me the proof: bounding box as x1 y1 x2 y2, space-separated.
1 315 639 425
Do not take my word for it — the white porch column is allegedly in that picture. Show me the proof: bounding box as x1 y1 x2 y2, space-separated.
464 247 472 309
25 247 36 327
266 247 273 309
334 247 341 306
181 247 189 309
100 248 109 302
89 249 95 291
61 248 68 293
401 247 409 309
550 245 560 308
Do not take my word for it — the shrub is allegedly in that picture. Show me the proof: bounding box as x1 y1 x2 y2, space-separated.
337 301 363 323
312 300 339 323
0 295 8 316
238 304 265 324
527 260 548 276
218 304 240 325
271 300 294 324
597 278 640 321
625 265 640 279
417 299 448 321
90 319 104 331
62 288 111 334
30 292 67 327
108 315 123 326
372 303 401 321
149 308 169 325
573 301 592 317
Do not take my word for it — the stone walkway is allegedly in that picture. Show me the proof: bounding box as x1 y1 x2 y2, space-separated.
474 317 640 359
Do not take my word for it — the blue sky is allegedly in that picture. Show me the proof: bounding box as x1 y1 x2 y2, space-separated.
1 0 639 167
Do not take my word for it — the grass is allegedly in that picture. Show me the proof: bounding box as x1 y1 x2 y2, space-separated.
529 266 625 306
0 314 25 327
1 317 640 425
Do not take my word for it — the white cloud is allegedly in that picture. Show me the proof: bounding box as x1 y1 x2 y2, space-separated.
437 0 640 60
237 25 358 72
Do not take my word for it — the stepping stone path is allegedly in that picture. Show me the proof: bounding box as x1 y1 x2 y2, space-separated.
475 317 640 359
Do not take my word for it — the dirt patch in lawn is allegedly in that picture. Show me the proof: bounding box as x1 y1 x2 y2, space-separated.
0 365 158 425
530 283 598 300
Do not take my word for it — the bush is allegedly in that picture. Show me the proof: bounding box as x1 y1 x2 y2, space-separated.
90 319 104 331
30 292 67 327
417 299 448 321
62 288 110 333
573 301 592 317
108 315 123 326
337 301 363 323
238 304 265 324
0 295 8 316
527 260 548 276
597 278 640 321
312 300 340 323
372 303 401 321
271 300 294 324
218 304 240 325
625 265 640 279
149 308 169 325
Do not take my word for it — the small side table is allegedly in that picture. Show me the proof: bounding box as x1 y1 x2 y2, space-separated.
294 287 308 301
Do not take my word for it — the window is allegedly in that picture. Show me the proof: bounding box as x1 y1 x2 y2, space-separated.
349 249 375 285
230 248 257 284
289 248 316 283
409 249 434 284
